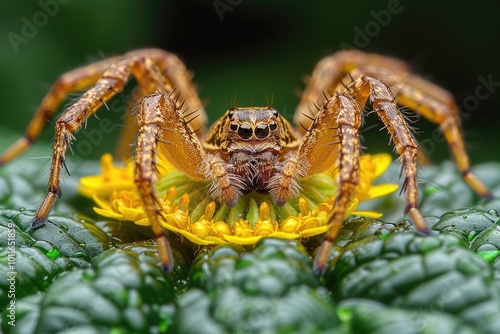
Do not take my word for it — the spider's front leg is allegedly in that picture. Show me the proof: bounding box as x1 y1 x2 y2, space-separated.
134 93 208 272
135 93 248 270
301 95 363 275
268 92 363 274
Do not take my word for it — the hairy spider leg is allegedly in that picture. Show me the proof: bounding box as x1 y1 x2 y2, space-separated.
0 49 206 165
313 76 424 274
296 50 492 201
0 49 207 272
134 93 208 272
389 74 492 200
0 57 116 165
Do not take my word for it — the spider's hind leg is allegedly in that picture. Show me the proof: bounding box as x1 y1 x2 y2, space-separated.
390 76 493 200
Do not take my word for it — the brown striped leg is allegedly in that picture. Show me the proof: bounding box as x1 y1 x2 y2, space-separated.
389 77 493 200
134 94 178 272
0 57 117 165
0 49 206 165
21 51 203 233
306 94 362 275
296 50 492 200
295 50 410 134
312 75 429 274
134 93 240 270
352 76 426 232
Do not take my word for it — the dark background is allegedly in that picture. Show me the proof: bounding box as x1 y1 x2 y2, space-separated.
1 0 499 165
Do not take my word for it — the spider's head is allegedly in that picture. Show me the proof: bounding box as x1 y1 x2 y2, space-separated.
226 107 279 143
203 106 297 153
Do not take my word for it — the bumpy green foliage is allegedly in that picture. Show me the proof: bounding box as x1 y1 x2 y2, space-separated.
324 215 500 333
172 239 342 334
0 210 114 308
4 248 177 334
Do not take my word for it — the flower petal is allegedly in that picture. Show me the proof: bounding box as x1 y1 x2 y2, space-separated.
300 225 330 238
177 230 216 245
268 231 300 239
118 207 148 222
358 184 399 201
224 234 263 245
92 194 113 211
370 153 393 179
352 210 384 218
94 207 126 220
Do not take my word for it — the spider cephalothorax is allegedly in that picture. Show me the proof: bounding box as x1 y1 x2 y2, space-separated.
200 107 302 206
0 49 492 274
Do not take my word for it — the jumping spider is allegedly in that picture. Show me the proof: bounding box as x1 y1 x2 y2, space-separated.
0 49 492 273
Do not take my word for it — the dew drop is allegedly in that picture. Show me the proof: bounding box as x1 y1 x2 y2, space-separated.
46 247 61 260
467 231 478 242
462 215 468 219
79 241 86 248
60 224 68 231
477 243 499 252
18 207 25 212
72 251 87 259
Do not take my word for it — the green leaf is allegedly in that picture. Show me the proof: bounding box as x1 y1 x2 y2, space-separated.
340 299 479 334
0 209 114 308
432 208 500 243
4 248 176 334
323 232 500 333
173 238 342 333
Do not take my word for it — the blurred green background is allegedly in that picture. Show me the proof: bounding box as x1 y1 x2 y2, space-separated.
1 0 499 166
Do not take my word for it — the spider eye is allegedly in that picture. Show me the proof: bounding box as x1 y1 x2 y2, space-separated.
238 123 253 139
269 122 277 131
272 109 278 117
229 123 238 131
228 110 235 119
255 124 269 139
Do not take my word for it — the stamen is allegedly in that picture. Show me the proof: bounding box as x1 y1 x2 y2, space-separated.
81 153 397 246
299 197 310 216
178 193 190 211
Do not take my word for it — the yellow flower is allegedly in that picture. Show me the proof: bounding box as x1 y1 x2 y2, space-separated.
80 153 398 245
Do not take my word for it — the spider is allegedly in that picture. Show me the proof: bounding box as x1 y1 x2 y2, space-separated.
0 49 492 274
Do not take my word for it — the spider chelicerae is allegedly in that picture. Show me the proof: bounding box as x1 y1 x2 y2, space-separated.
0 49 492 273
